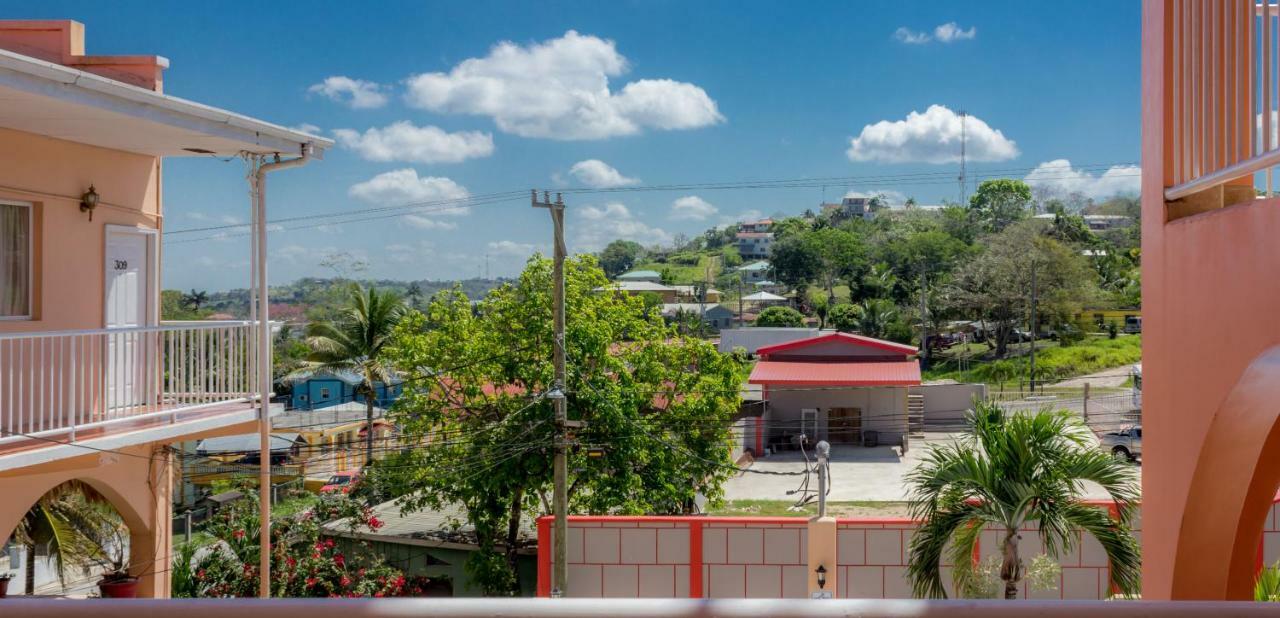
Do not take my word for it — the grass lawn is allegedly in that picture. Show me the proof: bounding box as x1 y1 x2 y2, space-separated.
711 499 911 518
635 254 722 284
924 334 1141 389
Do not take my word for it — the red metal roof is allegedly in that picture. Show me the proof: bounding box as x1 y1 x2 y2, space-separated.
748 360 921 387
755 331 919 357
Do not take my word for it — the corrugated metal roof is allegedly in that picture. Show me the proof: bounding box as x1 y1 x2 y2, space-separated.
748 360 921 386
196 433 301 454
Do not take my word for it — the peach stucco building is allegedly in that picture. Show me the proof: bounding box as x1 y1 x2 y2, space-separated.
0 20 329 597
1141 0 1280 601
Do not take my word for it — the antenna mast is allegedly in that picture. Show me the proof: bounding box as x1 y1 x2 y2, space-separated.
958 109 968 205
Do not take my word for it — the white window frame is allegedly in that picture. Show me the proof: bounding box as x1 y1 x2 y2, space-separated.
0 199 33 321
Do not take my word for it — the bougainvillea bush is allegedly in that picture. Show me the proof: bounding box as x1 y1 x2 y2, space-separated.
179 486 431 597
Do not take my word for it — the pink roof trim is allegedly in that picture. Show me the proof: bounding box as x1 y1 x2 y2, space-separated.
748 360 922 387
755 331 919 357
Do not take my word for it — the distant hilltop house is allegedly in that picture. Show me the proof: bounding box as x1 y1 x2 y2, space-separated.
597 280 678 303
736 260 772 283
671 284 721 303
282 368 405 411
736 231 774 260
616 269 663 283
821 196 880 221
659 303 735 330
1032 212 1135 231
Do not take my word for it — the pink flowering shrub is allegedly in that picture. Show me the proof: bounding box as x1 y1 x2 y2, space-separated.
183 484 431 597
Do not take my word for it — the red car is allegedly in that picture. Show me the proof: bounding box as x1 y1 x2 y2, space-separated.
320 470 361 493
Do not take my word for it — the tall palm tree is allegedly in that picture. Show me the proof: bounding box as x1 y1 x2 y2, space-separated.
183 289 208 312
295 285 407 466
855 299 897 340
906 402 1140 599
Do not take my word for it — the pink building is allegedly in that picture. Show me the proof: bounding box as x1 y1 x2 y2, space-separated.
0 20 330 597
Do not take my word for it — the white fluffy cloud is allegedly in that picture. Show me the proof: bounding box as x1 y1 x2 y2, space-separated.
847 105 1018 164
894 22 977 44
574 202 672 250
669 195 718 221
403 31 724 140
566 159 639 188
308 76 389 109
386 241 436 264
934 22 977 43
1023 159 1141 200
333 121 494 164
348 169 470 229
487 240 539 257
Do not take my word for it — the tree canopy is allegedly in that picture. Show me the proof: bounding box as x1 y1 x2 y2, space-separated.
376 255 744 594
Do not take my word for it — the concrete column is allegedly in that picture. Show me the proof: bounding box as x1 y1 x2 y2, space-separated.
135 447 173 598
807 516 836 598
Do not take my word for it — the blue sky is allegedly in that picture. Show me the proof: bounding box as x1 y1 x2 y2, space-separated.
7 1 1141 290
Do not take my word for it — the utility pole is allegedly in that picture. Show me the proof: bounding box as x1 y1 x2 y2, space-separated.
533 189 569 597
918 267 929 370
1029 259 1038 393
737 277 744 328
958 110 968 205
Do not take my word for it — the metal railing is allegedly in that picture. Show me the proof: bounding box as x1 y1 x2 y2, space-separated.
0 321 259 444
2 599 1278 616
1165 1 1278 200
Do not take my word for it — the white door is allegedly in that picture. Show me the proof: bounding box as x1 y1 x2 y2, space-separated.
105 229 151 412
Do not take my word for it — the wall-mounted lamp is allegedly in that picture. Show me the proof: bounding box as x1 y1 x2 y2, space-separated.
815 564 827 590
80 185 100 221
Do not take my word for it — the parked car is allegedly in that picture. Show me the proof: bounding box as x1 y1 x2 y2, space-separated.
320 470 361 493
1101 425 1142 462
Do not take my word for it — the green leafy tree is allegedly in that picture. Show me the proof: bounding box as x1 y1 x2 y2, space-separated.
598 240 645 278
969 179 1033 233
850 299 900 340
810 227 868 303
769 233 821 294
380 255 743 594
755 306 805 327
292 285 407 465
162 289 204 320
906 403 1141 600
948 222 1095 357
827 303 859 332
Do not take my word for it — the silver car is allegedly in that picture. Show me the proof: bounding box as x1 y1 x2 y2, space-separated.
1101 425 1142 462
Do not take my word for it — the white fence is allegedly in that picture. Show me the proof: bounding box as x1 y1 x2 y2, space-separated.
0 321 259 443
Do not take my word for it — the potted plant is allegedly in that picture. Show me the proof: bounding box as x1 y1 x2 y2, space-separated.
0 572 13 598
87 504 138 598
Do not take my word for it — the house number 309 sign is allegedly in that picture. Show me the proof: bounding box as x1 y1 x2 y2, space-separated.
114 259 128 270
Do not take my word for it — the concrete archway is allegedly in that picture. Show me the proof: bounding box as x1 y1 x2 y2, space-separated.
0 444 173 597
1170 346 1280 599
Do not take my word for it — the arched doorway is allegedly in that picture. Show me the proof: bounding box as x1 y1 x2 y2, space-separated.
1170 347 1280 599
5 480 132 596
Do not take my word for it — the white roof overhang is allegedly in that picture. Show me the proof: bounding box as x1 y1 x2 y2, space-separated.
0 48 332 157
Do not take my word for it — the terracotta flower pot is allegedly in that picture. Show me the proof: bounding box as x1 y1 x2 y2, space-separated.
0 577 10 598
98 576 140 598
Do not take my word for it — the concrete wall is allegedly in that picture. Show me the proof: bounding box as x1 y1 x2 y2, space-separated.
542 500 1280 599
908 383 986 426
0 126 160 334
765 387 907 447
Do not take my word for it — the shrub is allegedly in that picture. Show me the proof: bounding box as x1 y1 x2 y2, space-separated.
755 306 804 327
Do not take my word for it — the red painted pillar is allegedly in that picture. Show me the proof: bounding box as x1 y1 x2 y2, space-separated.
689 521 703 598
537 516 551 597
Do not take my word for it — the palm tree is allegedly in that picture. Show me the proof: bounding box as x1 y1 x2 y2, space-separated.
855 299 897 339
13 481 123 595
183 289 208 312
906 403 1140 600
294 285 406 466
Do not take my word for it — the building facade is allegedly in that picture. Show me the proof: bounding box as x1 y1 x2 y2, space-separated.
0 20 329 597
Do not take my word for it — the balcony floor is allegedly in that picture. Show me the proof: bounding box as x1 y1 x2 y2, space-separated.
0 400 263 471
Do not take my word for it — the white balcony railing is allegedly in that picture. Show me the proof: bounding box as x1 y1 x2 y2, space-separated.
0 321 260 444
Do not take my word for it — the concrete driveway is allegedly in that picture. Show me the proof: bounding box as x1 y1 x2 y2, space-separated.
723 432 1139 503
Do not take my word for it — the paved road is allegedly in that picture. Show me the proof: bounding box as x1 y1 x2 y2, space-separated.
723 433 1138 503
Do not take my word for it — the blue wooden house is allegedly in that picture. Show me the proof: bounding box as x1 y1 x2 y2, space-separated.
283 369 405 411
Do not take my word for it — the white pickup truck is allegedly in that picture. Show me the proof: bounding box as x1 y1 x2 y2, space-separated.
1101 425 1142 462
